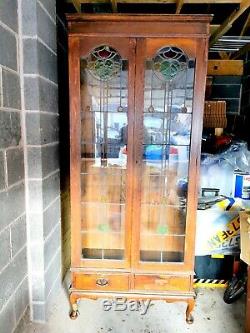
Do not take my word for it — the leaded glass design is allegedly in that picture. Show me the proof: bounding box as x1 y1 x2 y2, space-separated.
153 47 188 82
80 45 128 262
86 45 122 82
139 45 196 264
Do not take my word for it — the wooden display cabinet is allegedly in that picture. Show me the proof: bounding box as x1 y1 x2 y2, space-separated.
67 14 211 323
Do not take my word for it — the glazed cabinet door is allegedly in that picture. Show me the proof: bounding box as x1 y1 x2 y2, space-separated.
132 38 207 271
69 37 135 268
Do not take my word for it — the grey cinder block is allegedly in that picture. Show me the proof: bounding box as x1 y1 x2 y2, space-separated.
0 182 25 230
2 69 21 110
21 0 37 36
26 113 59 145
0 25 17 70
27 144 59 179
44 249 61 299
6 148 24 186
23 39 57 83
0 112 12 149
11 215 26 257
43 196 61 239
23 38 39 75
0 0 18 32
39 78 58 112
38 40 58 83
10 112 22 146
0 247 27 311
27 179 43 213
27 147 42 179
0 228 11 271
37 2 56 53
24 77 39 110
0 111 21 149
42 171 60 209
32 302 46 322
31 274 45 302
44 223 60 269
0 151 5 190
14 277 29 322
28 173 60 215
39 0 56 19
24 76 58 112
28 212 43 243
0 295 16 333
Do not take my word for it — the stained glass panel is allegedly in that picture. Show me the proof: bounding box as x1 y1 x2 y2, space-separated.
153 47 188 82
80 46 128 261
140 46 195 263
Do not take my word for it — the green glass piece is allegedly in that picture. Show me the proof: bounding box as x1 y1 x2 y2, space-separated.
161 60 180 80
98 224 110 232
156 225 168 235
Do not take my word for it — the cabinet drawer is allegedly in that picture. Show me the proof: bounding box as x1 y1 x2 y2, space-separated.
73 273 130 291
134 274 190 292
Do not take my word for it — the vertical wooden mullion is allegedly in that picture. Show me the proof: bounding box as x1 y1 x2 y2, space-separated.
69 36 82 268
184 37 208 270
131 38 146 269
124 38 136 268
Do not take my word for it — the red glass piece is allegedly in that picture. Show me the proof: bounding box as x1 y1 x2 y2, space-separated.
98 49 111 59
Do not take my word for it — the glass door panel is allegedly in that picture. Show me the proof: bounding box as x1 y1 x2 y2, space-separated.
139 45 195 264
80 45 129 261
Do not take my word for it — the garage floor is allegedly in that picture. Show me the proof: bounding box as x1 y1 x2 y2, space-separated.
18 286 245 333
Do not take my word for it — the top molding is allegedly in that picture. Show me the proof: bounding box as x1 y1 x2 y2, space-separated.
67 14 212 38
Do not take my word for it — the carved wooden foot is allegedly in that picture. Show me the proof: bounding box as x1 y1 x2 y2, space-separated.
69 293 79 320
186 298 195 324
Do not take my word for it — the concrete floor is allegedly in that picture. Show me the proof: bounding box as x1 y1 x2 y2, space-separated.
18 286 245 333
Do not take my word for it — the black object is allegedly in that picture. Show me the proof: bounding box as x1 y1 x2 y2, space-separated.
195 255 234 280
202 131 232 154
223 261 247 304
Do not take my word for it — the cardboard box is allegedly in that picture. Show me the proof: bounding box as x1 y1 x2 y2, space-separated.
240 211 250 265
195 198 243 256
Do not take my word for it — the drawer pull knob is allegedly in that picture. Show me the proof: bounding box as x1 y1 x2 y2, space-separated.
155 278 170 285
96 278 109 286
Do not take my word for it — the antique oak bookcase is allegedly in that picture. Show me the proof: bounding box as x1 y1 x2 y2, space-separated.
67 14 210 323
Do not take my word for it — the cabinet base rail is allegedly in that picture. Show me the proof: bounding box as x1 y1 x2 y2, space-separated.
69 290 195 324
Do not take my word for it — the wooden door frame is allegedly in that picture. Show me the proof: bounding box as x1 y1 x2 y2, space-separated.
69 35 136 269
131 36 209 272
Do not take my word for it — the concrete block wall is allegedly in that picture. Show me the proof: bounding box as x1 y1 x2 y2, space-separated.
0 0 61 328
20 0 61 323
0 1 28 332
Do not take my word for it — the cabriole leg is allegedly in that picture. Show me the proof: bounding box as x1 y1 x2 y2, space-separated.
69 293 79 320
186 298 195 324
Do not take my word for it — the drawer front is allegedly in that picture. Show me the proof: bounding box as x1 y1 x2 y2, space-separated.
73 273 129 291
134 274 191 292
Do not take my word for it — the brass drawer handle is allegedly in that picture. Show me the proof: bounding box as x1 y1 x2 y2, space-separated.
96 278 109 287
155 278 170 285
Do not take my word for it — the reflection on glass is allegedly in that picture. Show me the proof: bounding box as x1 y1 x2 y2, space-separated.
140 46 195 263
81 203 125 260
80 46 128 260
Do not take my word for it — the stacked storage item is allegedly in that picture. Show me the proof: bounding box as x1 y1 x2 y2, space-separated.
203 101 227 129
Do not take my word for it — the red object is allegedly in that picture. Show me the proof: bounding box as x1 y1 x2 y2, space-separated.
170 146 178 154
98 49 111 59
121 145 127 154
215 135 232 149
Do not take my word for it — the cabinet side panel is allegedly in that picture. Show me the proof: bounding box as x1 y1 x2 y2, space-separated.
69 36 82 267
